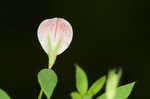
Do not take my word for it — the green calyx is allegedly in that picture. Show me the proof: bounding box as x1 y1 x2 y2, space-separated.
48 34 62 69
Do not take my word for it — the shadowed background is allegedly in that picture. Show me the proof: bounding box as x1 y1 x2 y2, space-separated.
0 0 149 99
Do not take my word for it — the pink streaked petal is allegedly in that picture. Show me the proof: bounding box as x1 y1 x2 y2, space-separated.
37 18 73 55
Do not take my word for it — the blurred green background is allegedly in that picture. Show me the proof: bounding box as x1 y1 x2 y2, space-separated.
0 0 149 99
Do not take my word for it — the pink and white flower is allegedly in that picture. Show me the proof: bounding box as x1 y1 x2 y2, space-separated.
37 18 73 55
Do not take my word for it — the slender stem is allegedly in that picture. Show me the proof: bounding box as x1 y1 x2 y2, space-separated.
38 89 43 99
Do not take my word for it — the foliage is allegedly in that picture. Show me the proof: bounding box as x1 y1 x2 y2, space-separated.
0 18 135 99
0 89 10 99
38 69 57 98
71 65 135 99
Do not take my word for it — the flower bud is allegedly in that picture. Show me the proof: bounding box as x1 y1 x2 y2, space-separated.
37 18 73 55
37 18 73 68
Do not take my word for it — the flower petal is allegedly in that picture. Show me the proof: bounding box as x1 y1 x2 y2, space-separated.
37 18 73 55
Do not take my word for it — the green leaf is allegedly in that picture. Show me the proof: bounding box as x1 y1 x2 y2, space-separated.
0 89 11 99
97 82 135 99
70 92 82 99
88 76 106 95
83 94 93 99
105 70 122 99
76 65 88 95
38 69 57 99
70 92 93 99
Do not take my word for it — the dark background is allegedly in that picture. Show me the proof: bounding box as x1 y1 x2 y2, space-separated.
0 0 149 99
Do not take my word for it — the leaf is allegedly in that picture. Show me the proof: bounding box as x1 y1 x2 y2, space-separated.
97 82 135 99
70 92 93 99
76 65 88 95
70 92 82 99
38 69 57 98
105 69 122 99
88 76 106 95
0 89 11 99
83 94 93 99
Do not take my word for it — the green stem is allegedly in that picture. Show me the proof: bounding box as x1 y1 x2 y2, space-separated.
38 89 43 99
48 52 57 69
